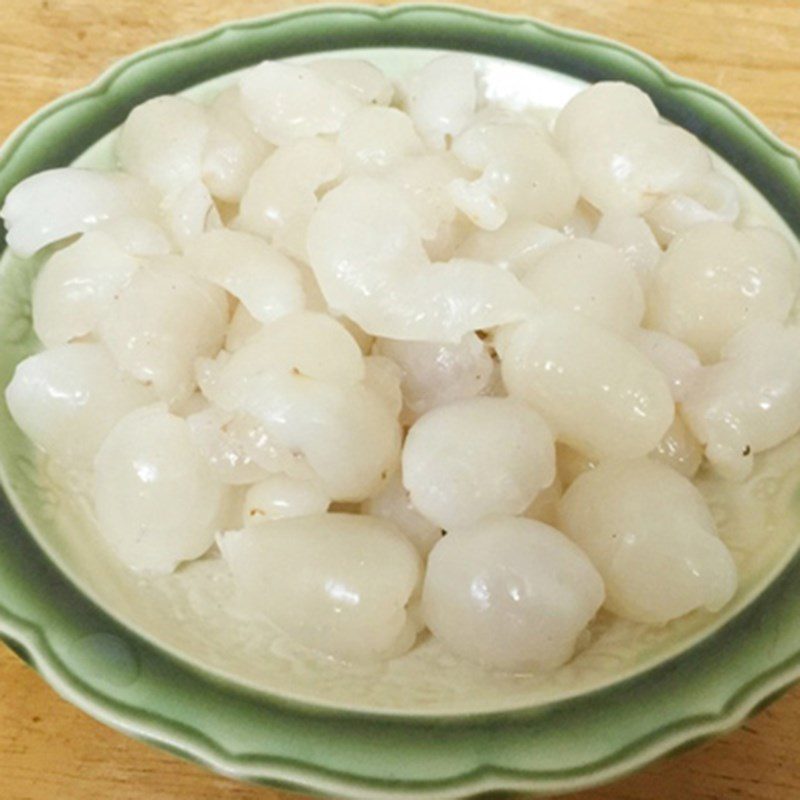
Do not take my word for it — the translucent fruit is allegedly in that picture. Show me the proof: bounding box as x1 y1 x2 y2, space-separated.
201 86 273 203
118 96 209 196
97 215 172 257
183 229 304 323
94 405 225 573
402 397 555 530
384 154 465 242
307 176 536 341
646 172 740 246
202 313 399 501
237 137 342 259
5 343 154 466
160 180 221 248
455 220 566 276
1 168 154 257
234 376 401 502
373 334 493 423
98 261 228 405
592 212 662 289
218 514 422 661
185 406 269 485
499 311 674 460
307 58 394 106
682 322 800 480
449 121 579 229
225 412 317 482
422 516 604 671
239 61 362 144
520 238 644 334
205 311 365 411
648 222 800 362
629 328 701 402
558 459 737 623
338 106 424 172
243 474 331 523
554 82 710 214
401 55 477 149
32 231 139 347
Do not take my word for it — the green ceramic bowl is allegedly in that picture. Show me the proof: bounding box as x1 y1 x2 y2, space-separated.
2 5 800 798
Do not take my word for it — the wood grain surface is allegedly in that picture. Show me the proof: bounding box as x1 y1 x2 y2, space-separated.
1 1 799 798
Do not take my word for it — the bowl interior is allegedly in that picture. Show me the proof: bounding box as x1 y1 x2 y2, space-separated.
2 47 800 716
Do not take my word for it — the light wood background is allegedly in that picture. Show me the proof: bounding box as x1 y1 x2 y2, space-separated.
1 1 799 798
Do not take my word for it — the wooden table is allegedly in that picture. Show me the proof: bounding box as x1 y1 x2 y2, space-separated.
1 1 799 798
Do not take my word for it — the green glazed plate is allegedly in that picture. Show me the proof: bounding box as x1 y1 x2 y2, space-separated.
1 5 800 797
